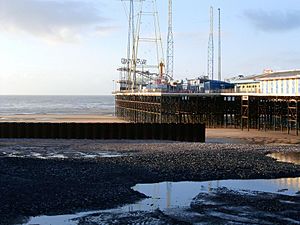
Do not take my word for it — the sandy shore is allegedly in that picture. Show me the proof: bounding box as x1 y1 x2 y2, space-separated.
207 128 300 145
0 114 127 123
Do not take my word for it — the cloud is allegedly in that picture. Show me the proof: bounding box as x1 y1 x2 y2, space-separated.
94 25 120 37
0 0 112 42
244 9 300 32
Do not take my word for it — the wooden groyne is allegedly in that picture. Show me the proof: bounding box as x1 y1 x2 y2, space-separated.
0 123 205 142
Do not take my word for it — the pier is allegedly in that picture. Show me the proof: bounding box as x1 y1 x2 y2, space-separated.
115 92 300 135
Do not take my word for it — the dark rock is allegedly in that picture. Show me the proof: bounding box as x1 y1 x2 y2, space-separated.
0 140 300 224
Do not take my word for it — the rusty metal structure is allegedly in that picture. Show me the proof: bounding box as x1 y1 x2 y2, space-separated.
115 93 299 135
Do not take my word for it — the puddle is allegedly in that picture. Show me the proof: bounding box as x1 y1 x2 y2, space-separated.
130 178 300 211
24 177 300 225
0 149 123 159
268 152 300 165
23 211 100 225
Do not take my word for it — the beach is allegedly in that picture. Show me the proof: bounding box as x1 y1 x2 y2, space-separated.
207 128 300 145
0 137 300 224
0 114 126 123
0 114 300 224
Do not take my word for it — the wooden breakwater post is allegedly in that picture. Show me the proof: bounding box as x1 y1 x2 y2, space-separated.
0 123 205 142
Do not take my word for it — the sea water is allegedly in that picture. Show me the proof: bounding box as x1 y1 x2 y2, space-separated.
0 95 114 116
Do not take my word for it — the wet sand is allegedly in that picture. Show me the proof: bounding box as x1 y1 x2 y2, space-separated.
0 114 127 123
0 139 300 224
207 128 300 145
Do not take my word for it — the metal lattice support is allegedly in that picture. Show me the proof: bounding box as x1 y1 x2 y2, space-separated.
119 0 139 91
288 99 298 135
241 96 249 131
133 0 165 88
207 6 214 80
166 0 174 80
224 96 239 128
218 8 221 81
127 0 135 90
258 98 267 131
272 98 286 132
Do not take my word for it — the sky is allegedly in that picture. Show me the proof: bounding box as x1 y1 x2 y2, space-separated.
0 0 300 95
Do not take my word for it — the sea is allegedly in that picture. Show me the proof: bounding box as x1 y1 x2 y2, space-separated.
0 95 115 116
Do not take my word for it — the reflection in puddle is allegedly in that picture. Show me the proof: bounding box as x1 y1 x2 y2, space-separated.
25 177 300 225
130 179 300 211
268 152 300 165
24 211 100 225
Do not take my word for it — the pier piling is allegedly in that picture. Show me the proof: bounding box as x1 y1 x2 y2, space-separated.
115 93 299 135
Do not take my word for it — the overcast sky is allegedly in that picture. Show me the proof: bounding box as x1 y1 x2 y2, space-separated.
0 0 299 95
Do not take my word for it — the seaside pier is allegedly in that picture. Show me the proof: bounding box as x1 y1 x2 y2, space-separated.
115 92 300 135
115 0 300 136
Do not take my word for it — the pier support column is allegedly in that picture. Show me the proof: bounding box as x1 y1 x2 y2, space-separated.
288 99 298 135
241 96 249 131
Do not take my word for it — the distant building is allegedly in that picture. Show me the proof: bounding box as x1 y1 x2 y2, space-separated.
257 70 300 96
228 75 261 93
228 70 300 96
184 77 234 93
186 77 208 93
204 80 234 93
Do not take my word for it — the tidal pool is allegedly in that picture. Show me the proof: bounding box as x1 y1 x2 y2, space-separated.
268 152 300 165
1 150 123 159
25 177 300 225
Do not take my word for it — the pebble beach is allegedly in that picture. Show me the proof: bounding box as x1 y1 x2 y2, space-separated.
0 135 300 224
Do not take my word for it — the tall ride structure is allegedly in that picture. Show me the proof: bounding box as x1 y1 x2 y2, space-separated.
127 0 135 90
133 0 165 88
119 0 165 90
166 0 174 80
119 0 136 91
218 8 222 81
207 6 214 80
